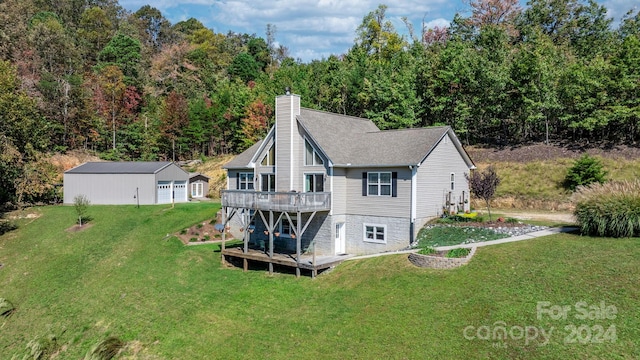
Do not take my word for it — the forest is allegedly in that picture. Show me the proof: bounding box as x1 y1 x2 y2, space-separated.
0 0 639 206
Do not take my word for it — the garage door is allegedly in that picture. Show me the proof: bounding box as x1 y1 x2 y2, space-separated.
157 181 172 204
174 181 187 202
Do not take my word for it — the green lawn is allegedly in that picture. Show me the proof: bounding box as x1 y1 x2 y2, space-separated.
0 203 638 359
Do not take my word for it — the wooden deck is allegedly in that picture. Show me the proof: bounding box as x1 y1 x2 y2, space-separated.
221 247 352 277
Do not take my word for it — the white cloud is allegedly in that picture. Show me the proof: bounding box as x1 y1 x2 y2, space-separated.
423 18 451 29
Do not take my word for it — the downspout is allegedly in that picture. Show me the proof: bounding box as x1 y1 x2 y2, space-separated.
410 165 418 244
329 164 333 216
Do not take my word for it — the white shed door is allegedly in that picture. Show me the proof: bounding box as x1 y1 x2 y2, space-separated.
157 181 172 204
174 181 187 202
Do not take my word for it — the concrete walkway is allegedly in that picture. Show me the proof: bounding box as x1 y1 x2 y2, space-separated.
347 226 579 261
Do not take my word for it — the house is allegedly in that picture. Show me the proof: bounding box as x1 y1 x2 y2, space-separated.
220 93 475 275
189 173 210 199
63 162 189 205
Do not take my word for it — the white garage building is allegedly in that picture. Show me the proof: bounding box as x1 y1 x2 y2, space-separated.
63 162 189 205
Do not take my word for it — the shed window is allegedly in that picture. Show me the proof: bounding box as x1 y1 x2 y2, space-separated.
450 173 455 191
191 182 203 197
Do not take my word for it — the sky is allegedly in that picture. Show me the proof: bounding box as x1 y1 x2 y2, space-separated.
118 0 637 63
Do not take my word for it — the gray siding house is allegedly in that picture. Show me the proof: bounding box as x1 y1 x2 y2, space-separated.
221 93 475 265
64 162 189 205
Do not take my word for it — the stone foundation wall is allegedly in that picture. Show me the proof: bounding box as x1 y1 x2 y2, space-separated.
408 247 476 269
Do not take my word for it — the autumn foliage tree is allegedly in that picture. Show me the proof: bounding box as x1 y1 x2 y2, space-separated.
93 66 141 151
160 91 189 160
466 166 501 221
240 98 273 150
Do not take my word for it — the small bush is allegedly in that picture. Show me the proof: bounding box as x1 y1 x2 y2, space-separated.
189 237 198 242
203 235 210 241
0 220 18 235
418 247 436 255
180 229 187 235
196 223 203 229
505 217 519 224
438 214 475 223
446 248 471 258
572 180 640 237
564 154 607 191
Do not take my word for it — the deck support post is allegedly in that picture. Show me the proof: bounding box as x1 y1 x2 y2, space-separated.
268 210 274 275
220 207 226 261
295 211 301 278
312 241 317 278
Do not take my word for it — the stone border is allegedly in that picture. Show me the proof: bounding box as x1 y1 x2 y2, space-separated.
408 247 476 269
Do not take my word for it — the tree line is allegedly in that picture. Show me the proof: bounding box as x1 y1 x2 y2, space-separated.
0 0 639 206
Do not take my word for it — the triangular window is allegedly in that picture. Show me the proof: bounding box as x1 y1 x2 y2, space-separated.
304 139 323 166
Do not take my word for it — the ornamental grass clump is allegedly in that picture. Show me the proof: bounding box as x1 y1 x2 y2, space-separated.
572 180 640 237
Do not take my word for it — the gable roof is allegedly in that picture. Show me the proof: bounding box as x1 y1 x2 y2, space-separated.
189 172 210 180
224 107 475 169
223 139 265 169
65 161 177 174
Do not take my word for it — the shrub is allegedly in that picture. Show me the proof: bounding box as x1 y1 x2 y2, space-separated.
418 247 436 255
0 220 17 235
446 248 471 258
189 237 198 242
180 229 187 235
203 235 210 241
564 154 607 191
572 180 640 237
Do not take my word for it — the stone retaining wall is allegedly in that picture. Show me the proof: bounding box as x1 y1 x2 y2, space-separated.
408 247 476 269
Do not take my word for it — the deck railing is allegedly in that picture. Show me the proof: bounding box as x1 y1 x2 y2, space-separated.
221 190 331 212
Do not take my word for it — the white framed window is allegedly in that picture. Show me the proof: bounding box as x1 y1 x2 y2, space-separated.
363 224 386 244
238 172 254 190
279 218 298 236
261 173 275 192
450 173 455 191
261 144 275 166
368 172 392 196
304 173 324 192
305 139 323 166
191 182 203 197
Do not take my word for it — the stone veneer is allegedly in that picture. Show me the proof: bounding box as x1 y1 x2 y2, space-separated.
408 247 477 269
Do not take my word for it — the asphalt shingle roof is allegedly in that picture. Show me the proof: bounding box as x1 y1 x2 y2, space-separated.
298 108 449 166
223 139 264 169
65 161 174 174
224 107 472 168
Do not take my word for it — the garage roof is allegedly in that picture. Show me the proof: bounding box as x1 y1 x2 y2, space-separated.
65 162 175 174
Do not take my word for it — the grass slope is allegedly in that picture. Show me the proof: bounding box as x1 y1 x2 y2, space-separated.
0 204 638 359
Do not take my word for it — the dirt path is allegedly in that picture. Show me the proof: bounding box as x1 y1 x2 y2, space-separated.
494 209 575 223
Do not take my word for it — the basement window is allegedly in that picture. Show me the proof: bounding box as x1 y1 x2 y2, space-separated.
363 224 386 244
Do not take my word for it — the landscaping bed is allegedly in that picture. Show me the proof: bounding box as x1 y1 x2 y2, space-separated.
174 219 225 244
414 217 548 248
